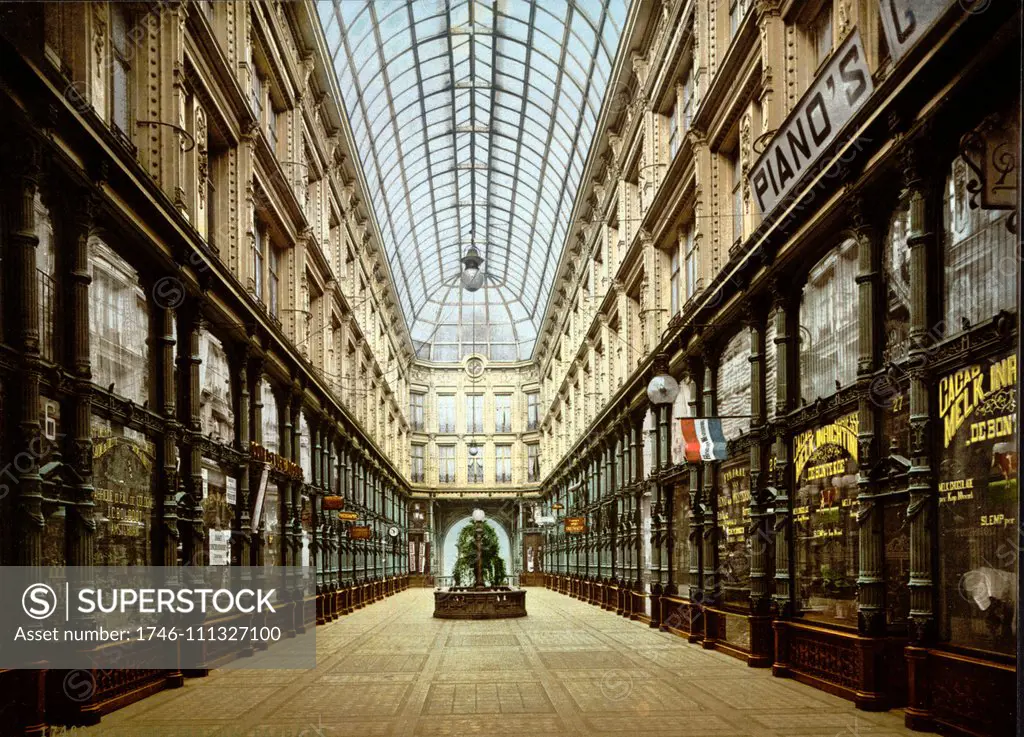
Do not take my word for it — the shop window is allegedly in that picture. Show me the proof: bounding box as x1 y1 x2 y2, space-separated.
300 413 312 481
942 157 1016 332
884 500 911 628
672 480 690 589
92 416 155 566
89 238 150 405
792 412 860 625
937 353 1017 655
198 330 234 442
883 206 912 364
260 377 279 454
299 493 313 568
262 480 280 565
719 457 752 607
35 191 57 363
201 458 233 565
717 330 752 440
799 238 858 403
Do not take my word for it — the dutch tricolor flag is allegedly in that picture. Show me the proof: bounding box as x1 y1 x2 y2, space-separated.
679 418 728 462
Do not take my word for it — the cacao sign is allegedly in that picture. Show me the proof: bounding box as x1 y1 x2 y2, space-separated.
564 517 586 534
250 441 303 481
349 525 372 539
337 511 359 522
322 495 344 510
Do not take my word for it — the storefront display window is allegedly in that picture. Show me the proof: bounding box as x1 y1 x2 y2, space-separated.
300 492 313 569
261 377 279 453
89 238 150 405
943 158 1016 332
882 206 911 365
92 416 155 565
717 330 751 441
199 331 234 443
718 457 750 606
793 412 859 625
201 458 233 565
671 480 689 589
799 238 858 404
937 353 1017 655
263 481 280 566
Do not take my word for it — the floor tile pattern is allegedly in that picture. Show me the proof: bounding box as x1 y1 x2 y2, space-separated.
74 588 916 737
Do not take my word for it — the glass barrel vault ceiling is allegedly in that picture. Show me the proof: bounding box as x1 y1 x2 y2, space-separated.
318 0 628 362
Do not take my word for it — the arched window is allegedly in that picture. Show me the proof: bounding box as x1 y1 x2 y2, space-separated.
942 156 1016 331
799 238 858 404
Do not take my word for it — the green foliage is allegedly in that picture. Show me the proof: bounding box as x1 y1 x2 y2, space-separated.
452 521 506 587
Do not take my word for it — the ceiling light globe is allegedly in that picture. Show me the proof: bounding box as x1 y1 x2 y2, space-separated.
461 267 485 292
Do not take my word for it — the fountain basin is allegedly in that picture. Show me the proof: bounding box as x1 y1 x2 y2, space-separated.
433 587 527 619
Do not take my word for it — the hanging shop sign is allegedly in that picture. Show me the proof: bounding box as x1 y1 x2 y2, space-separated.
322 495 344 510
337 511 359 522
564 517 586 534
226 476 237 506
878 0 953 64
250 441 303 481
679 418 728 462
349 525 372 539
748 30 873 220
552 503 564 510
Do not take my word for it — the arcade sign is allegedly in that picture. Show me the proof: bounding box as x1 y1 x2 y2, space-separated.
337 511 359 522
564 517 586 534
322 495 344 510
348 525 372 539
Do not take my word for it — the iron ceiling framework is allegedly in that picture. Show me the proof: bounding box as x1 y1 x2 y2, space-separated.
318 0 627 362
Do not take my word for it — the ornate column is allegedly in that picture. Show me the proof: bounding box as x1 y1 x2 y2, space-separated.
771 282 797 619
904 150 937 730
277 388 293 568
686 360 705 606
747 307 771 616
701 352 719 607
250 360 265 565
155 300 180 566
853 197 885 636
231 345 252 567
9 141 45 566
631 409 645 605
177 307 205 566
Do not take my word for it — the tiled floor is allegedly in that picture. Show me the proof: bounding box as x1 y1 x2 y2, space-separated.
75 588 916 737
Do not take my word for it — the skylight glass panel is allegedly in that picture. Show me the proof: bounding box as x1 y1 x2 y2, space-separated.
320 0 627 361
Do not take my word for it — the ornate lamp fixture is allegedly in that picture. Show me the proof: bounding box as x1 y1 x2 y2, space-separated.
646 353 680 405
